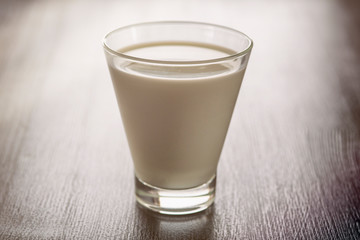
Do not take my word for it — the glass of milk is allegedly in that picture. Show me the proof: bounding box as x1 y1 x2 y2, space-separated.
103 21 253 215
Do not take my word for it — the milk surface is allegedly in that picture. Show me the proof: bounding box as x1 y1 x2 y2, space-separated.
108 42 246 189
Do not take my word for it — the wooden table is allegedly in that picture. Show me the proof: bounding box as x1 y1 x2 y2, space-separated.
1 0 359 239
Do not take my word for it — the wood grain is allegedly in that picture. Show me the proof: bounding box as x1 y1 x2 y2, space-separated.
0 0 359 239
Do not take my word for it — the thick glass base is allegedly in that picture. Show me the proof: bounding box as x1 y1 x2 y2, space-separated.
135 175 216 215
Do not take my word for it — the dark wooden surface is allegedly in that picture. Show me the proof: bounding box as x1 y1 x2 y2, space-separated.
1 0 360 239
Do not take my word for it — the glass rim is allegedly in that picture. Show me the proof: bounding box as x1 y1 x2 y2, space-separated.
102 21 253 65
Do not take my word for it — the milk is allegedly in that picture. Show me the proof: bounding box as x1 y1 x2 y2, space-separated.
108 42 246 189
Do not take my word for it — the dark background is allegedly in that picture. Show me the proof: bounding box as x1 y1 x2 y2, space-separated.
0 0 359 239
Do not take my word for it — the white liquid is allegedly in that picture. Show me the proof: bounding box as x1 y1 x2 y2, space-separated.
109 42 246 189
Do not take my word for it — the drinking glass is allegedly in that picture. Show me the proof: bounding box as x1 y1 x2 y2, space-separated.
103 21 253 215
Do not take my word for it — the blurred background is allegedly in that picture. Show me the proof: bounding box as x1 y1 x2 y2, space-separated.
0 0 359 239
